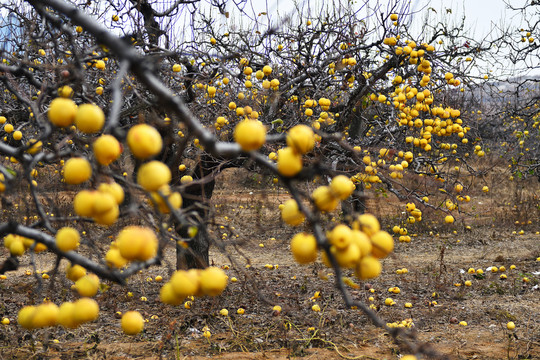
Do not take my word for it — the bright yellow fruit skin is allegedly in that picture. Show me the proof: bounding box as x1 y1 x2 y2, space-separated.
277 147 303 177
73 298 99 324
370 231 394 258
105 247 128 269
290 232 318 264
312 186 338 212
32 303 59 328
116 226 158 261
355 255 382 280
98 182 124 204
63 157 92 185
66 263 86 281
199 267 228 296
127 124 163 159
75 274 99 297
160 282 184 305
170 270 200 298
330 175 355 200
150 185 182 213
286 125 314 154
281 199 305 226
75 104 105 133
354 214 380 237
328 224 353 250
121 311 144 335
56 227 80 252
48 98 77 127
18 306 37 329
73 190 96 217
137 161 171 191
233 119 266 151
93 135 122 165
58 302 78 328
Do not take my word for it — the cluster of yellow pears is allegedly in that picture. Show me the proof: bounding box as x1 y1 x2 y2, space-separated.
159 266 228 306
281 171 392 280
289 214 393 280
3 234 47 256
72 182 124 226
18 298 99 330
105 226 159 269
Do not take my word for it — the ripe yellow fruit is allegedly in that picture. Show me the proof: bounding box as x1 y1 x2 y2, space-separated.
445 215 455 224
66 263 86 281
180 175 193 184
55 227 80 252
105 247 128 269
73 298 99 324
18 306 37 329
330 175 355 200
277 147 303 177
32 303 59 328
121 311 144 335
150 186 182 213
170 270 200 298
160 282 184 305
312 186 338 212
95 60 105 70
234 119 266 151
12 130 22 141
281 199 305 226
390 13 398 21
63 157 92 184
290 232 318 264
328 224 353 250
286 125 315 154
57 302 78 328
507 321 515 330
172 63 181 72
75 274 99 297
332 243 361 268
75 104 105 133
199 267 228 296
98 182 124 204
351 230 372 256
48 98 77 127
58 85 73 98
354 214 380 237
9 239 25 256
355 255 382 279
370 231 394 258
93 135 122 165
94 205 120 226
137 161 171 191
92 192 116 214
73 190 97 217
4 123 13 133
263 65 272 76
26 139 42 154
127 124 163 159
117 226 158 261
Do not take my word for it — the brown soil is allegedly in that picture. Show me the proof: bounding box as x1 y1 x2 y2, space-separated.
0 168 539 359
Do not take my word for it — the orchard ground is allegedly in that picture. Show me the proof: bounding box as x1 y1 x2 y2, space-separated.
0 160 539 360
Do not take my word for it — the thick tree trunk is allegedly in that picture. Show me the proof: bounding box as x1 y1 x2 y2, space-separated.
174 155 217 270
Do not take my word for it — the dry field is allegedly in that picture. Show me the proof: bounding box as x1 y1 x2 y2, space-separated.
0 165 539 360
